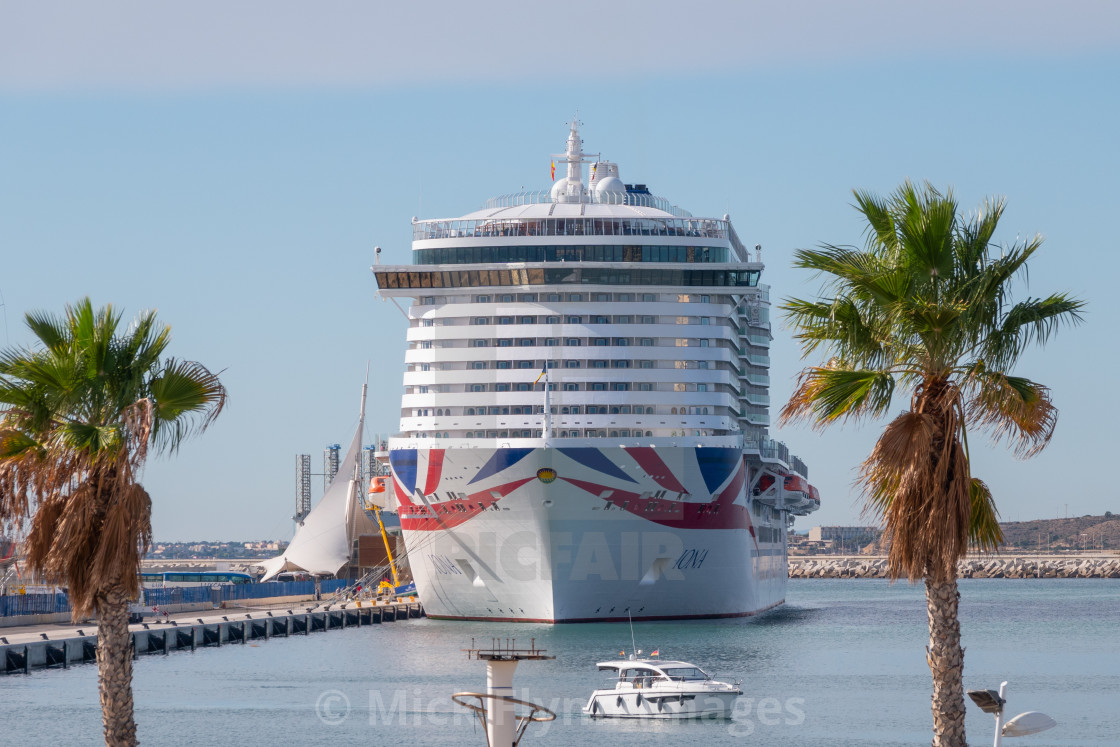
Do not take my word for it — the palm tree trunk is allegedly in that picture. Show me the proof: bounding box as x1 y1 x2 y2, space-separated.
96 586 138 746
926 575 967 747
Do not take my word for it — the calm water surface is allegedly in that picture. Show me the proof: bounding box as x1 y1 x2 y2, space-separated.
2 579 1117 746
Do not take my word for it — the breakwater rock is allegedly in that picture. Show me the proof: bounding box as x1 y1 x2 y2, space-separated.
788 556 1120 579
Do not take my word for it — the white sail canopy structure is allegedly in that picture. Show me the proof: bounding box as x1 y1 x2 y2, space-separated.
258 382 381 581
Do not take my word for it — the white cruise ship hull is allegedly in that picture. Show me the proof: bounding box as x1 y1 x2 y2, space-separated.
389 443 787 622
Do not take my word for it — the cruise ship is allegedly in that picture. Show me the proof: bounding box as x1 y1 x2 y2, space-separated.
371 120 818 622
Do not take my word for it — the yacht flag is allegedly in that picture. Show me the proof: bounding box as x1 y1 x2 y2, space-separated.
534 366 547 384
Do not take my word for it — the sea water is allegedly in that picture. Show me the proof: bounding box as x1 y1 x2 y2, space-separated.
2 579 1117 746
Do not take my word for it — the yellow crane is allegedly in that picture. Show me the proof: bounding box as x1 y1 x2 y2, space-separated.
367 476 400 592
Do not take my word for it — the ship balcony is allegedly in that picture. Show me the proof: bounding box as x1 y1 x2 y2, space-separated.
403 346 736 368
404 322 738 344
399 412 740 433
387 434 746 451
741 372 770 387
399 390 740 410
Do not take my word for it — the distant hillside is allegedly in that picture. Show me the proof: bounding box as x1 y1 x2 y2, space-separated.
854 512 1119 554
998 513 1119 551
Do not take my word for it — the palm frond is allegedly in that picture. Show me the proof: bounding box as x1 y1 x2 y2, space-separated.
965 373 1057 458
781 366 895 426
968 477 1003 553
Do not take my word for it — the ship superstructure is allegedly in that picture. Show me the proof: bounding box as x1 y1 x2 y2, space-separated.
372 120 818 622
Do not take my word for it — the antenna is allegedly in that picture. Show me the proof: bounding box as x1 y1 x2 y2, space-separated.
374 246 382 265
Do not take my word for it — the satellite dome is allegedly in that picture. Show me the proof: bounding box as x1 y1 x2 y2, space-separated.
595 176 626 195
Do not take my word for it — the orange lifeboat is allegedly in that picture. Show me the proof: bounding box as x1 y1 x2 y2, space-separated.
369 476 388 494
783 475 809 494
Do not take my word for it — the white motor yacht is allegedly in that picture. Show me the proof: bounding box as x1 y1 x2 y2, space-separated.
583 657 742 718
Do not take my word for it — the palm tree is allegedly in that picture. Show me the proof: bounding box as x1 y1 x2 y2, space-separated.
780 182 1083 746
0 299 226 746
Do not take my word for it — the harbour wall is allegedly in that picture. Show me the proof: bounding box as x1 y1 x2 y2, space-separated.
789 555 1120 579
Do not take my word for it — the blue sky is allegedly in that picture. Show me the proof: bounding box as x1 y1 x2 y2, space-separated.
1 2 1117 540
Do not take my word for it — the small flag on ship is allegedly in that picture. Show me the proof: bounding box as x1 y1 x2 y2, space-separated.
534 366 547 384
550 160 555 181
651 649 659 657
619 651 625 657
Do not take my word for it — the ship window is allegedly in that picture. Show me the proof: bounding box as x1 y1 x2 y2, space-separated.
618 294 632 302
700 340 710 347
472 340 488 347
472 361 487 369
642 294 656 302
499 316 513 325
614 338 629 346
517 361 533 368
495 384 510 392
516 383 530 391
566 338 582 346
641 316 655 324
497 361 511 369
565 315 582 324
591 360 607 368
593 315 609 324
610 407 620 414
519 339 534 346
596 293 610 302
698 361 709 369
501 295 513 302
547 294 560 302
612 360 630 368
616 316 631 324
546 339 560 346
546 361 558 369
498 339 512 347
520 316 534 324
593 338 608 346
570 406 581 414
472 317 489 325
639 361 652 369
467 408 476 415
546 316 560 324
564 383 579 391
620 430 630 437
471 385 484 392
561 407 570 414
592 383 606 391
568 294 583 301
476 295 491 303
701 295 710 303
697 384 707 392
564 360 581 368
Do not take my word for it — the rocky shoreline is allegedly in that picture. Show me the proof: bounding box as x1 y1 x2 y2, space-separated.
789 555 1120 579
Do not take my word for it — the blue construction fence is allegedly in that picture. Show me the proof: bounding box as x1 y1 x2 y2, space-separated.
0 579 351 618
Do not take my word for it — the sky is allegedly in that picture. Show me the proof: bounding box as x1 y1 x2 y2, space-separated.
1 1 1117 541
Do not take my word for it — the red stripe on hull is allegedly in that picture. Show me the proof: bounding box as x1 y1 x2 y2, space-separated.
559 461 749 530
422 449 445 496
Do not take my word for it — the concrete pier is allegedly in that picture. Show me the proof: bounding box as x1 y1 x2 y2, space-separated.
0 599 424 675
